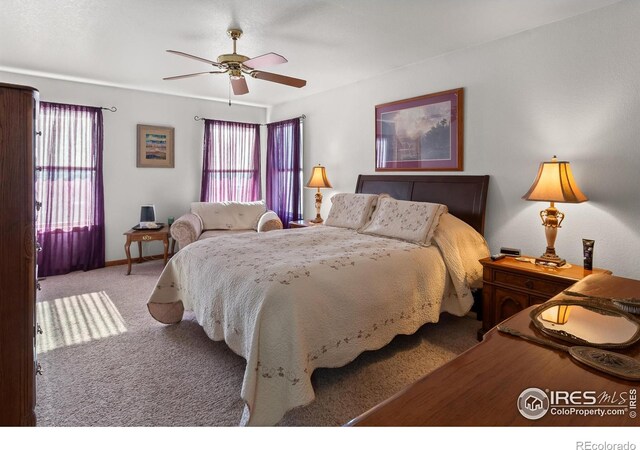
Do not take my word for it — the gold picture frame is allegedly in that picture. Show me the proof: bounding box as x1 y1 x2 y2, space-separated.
137 124 175 168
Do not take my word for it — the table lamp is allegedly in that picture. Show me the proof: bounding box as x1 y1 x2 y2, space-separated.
305 164 332 223
522 155 588 266
540 304 572 325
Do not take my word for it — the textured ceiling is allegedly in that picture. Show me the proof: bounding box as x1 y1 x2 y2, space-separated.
0 0 621 107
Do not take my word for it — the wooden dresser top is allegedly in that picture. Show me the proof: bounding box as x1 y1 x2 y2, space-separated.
348 273 639 426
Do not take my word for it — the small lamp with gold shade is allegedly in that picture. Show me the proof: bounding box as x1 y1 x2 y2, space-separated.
305 164 332 223
522 156 588 267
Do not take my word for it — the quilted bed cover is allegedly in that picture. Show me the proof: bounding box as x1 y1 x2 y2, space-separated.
147 219 488 425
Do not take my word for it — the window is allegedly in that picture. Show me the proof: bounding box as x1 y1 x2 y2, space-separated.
36 102 105 276
200 119 261 202
266 118 303 228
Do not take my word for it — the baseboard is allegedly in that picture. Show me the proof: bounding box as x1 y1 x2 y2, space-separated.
105 253 166 267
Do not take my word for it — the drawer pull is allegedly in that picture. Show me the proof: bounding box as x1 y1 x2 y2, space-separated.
143 235 152 241
525 280 534 289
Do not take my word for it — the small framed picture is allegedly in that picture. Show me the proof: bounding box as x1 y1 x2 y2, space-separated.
137 124 175 168
375 88 463 171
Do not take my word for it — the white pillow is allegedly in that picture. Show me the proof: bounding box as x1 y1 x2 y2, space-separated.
191 200 266 230
359 196 448 246
433 213 489 291
325 193 379 229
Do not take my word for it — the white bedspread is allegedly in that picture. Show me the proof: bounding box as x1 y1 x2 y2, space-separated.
147 223 487 425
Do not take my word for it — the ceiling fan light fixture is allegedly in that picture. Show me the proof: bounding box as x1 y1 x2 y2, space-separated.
229 68 243 79
164 28 306 95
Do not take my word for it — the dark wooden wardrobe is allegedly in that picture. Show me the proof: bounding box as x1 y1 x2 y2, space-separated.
0 82 39 425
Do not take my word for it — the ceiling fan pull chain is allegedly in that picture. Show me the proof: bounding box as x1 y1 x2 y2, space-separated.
228 81 231 106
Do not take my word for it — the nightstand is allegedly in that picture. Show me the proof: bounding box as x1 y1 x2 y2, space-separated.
479 256 611 336
123 225 175 275
288 220 320 229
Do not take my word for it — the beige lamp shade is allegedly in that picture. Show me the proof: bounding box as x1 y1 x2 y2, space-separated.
306 165 332 189
522 156 588 203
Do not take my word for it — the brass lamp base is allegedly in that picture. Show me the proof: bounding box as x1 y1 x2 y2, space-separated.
310 189 324 224
536 202 566 267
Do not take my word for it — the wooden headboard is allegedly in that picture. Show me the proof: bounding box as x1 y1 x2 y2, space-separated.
355 175 490 235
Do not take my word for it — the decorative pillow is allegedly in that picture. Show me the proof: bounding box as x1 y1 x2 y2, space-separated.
257 211 283 232
359 196 448 246
190 200 267 230
324 193 379 229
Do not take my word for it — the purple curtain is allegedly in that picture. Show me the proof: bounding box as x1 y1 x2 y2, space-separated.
36 102 105 276
200 119 261 202
266 118 302 228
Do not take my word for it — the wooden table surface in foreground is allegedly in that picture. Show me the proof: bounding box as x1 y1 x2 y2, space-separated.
348 274 640 426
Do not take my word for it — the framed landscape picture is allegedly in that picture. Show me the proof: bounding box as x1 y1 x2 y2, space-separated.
375 88 463 171
137 124 175 168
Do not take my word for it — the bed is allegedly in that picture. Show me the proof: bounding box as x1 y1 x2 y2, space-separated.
147 174 490 426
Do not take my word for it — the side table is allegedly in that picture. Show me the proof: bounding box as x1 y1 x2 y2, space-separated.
479 255 611 336
123 225 175 275
289 220 321 229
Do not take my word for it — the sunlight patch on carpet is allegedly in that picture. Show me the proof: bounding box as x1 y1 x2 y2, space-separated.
36 291 127 353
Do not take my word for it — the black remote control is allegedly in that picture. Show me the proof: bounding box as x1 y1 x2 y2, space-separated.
490 253 506 261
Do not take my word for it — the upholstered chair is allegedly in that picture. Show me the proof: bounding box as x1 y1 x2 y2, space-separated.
170 201 283 250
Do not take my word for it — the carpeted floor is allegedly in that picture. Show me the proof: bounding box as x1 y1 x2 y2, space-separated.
35 259 480 427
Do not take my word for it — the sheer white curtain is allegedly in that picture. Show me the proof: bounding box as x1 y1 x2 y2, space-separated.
200 119 261 202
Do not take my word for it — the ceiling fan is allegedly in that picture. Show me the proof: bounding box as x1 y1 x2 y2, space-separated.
163 29 306 95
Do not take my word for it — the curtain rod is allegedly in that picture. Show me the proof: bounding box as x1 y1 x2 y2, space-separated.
41 101 118 112
193 114 305 126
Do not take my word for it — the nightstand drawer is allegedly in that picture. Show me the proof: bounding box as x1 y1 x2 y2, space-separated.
493 270 566 296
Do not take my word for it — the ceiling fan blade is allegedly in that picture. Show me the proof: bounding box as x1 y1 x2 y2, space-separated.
252 71 306 88
243 52 288 69
231 77 249 95
166 50 223 68
163 71 223 80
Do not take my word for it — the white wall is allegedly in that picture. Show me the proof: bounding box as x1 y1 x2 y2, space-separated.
0 71 267 262
270 0 640 279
